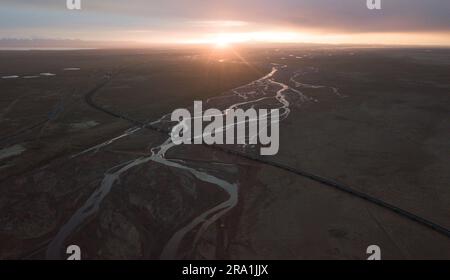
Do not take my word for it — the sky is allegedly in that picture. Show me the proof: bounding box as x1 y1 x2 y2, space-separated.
1 0 450 46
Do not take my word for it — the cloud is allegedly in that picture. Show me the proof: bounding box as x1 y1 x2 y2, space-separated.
1 0 449 43
188 20 249 28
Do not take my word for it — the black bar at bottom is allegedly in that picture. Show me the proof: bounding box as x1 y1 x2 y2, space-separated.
0 260 448 279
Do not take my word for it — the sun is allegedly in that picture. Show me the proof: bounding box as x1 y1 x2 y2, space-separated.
214 37 232 48
215 41 230 48
212 33 248 48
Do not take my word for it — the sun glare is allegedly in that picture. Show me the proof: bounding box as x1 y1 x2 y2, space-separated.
212 34 245 48
182 31 312 47
215 39 230 48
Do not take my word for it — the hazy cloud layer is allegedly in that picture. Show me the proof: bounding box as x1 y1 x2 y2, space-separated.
1 0 449 41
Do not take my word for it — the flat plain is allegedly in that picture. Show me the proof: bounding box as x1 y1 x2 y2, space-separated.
0 47 449 259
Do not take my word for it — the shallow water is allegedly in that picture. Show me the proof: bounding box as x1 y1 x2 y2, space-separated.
70 120 99 130
40 73 56 77
0 144 26 161
1 75 19 79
